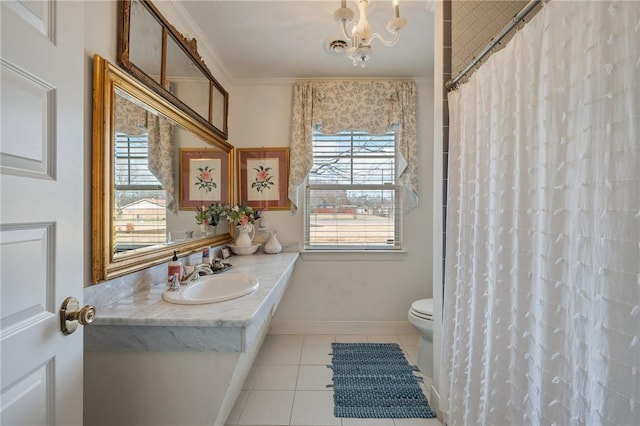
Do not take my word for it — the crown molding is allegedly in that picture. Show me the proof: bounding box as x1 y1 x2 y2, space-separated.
232 76 433 87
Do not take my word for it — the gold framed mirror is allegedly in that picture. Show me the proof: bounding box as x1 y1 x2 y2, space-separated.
92 55 234 283
118 0 229 140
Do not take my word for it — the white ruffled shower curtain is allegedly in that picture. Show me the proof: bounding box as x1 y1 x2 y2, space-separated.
443 2 639 425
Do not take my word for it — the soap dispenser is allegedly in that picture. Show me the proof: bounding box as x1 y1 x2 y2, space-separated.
168 251 183 282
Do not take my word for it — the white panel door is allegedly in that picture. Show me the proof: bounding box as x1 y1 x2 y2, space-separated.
1 1 85 425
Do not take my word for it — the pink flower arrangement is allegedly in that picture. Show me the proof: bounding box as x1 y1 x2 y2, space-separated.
224 204 263 226
195 203 263 227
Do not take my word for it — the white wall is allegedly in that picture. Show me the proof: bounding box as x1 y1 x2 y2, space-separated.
227 82 302 244
229 80 435 329
431 2 445 415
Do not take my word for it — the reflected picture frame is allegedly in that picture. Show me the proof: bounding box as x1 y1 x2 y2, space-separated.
179 148 230 210
237 148 290 211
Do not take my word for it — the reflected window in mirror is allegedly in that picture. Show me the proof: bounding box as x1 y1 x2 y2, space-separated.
114 132 167 254
113 88 177 257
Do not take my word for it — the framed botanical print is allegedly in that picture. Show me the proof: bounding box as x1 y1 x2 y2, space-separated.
237 148 290 211
179 148 229 209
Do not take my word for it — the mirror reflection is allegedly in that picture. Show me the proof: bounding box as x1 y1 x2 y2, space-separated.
92 55 233 283
118 0 229 139
128 0 162 83
166 35 210 120
211 85 226 132
113 89 230 258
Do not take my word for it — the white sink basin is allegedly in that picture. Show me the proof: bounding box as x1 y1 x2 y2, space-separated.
162 273 259 305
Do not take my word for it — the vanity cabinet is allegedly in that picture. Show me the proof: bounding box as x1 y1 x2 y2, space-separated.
83 253 298 426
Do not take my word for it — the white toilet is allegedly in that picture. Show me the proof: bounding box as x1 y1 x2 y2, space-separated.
408 298 434 376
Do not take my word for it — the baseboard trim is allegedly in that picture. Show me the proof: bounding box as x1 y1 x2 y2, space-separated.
429 384 446 424
268 320 416 335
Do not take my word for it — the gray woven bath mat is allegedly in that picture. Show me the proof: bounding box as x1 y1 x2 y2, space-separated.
329 342 436 418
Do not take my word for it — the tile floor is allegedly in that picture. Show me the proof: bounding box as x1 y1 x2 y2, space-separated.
225 333 443 426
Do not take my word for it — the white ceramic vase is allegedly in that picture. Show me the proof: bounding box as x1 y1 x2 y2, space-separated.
200 222 209 235
263 231 282 254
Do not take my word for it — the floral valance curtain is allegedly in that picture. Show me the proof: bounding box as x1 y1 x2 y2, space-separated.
114 96 176 213
114 95 146 136
288 80 418 212
147 115 176 213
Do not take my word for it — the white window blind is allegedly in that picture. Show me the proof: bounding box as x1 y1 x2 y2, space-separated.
114 134 163 189
113 133 166 253
305 131 402 250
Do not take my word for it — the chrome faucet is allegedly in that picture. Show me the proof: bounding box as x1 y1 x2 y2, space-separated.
181 264 214 285
212 258 225 272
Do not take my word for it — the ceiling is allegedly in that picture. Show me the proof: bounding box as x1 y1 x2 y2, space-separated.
179 0 436 82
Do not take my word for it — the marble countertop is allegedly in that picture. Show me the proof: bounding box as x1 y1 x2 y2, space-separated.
89 252 299 328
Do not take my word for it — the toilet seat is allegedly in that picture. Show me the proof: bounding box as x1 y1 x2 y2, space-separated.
410 299 433 321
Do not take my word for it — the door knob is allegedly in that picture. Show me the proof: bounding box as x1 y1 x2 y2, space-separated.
60 296 96 335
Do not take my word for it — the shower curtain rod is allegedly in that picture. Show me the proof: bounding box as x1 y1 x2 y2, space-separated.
445 0 543 91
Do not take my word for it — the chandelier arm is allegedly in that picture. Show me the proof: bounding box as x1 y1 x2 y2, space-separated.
339 19 360 48
369 30 401 47
339 19 352 42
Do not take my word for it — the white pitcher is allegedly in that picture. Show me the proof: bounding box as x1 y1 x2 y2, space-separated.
263 231 282 254
234 223 255 247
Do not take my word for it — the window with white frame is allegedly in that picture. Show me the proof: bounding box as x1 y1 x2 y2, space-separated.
305 130 402 250
113 133 167 252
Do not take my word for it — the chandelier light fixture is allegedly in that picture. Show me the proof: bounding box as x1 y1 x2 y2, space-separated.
333 0 408 67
